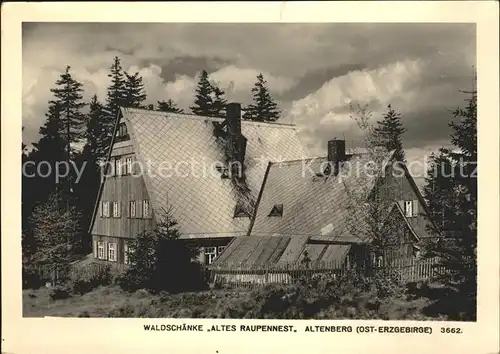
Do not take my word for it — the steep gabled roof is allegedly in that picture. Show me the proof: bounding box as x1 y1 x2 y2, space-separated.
248 152 395 242
94 107 307 238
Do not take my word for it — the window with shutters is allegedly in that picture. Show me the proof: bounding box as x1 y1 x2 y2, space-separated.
113 202 121 218
124 243 130 265
108 243 117 262
404 201 413 218
102 201 110 218
129 201 137 218
143 200 151 219
125 157 133 175
97 241 105 259
412 200 419 217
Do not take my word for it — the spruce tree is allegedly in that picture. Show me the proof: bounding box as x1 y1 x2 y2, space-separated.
31 103 67 197
157 99 184 113
190 70 213 116
243 73 280 122
124 71 147 108
106 56 127 117
210 85 227 117
30 190 83 278
373 105 406 162
49 65 86 160
423 88 477 320
119 207 200 293
85 95 108 160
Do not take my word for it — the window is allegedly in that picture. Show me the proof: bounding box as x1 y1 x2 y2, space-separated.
113 202 121 218
215 164 230 179
143 200 151 219
115 122 129 142
97 241 105 259
108 243 117 262
234 203 251 218
115 158 122 176
217 246 226 254
204 247 217 265
129 201 137 218
268 204 283 217
404 201 413 217
124 243 130 265
102 201 110 218
125 157 133 175
403 200 419 218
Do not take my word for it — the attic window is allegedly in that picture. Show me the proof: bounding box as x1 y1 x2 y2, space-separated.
115 122 130 142
268 204 283 217
215 164 230 179
234 203 251 218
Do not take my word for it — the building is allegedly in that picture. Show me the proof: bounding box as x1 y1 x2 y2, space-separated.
212 139 435 271
88 103 307 265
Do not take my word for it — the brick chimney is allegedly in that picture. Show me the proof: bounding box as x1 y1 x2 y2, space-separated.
225 103 247 174
327 139 346 175
226 103 242 136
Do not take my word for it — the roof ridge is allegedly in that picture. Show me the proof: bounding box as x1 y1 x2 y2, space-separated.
121 107 297 129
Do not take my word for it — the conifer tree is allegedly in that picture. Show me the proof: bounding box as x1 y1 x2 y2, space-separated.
49 66 86 160
209 85 227 118
30 190 83 279
190 70 213 116
119 207 200 293
106 56 127 117
124 71 147 108
157 99 184 113
423 85 477 320
373 105 406 162
31 103 68 197
243 73 280 122
85 95 108 160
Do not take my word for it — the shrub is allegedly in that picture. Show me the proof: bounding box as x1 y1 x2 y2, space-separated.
49 285 71 300
70 264 112 295
118 208 204 293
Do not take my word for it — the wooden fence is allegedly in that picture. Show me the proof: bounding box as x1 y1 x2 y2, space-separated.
23 260 126 287
209 257 445 289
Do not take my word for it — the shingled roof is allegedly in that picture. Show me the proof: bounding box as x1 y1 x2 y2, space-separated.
211 150 396 267
120 107 307 239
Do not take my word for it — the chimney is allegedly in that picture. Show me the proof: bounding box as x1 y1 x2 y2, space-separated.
225 102 247 174
327 139 346 175
226 102 242 136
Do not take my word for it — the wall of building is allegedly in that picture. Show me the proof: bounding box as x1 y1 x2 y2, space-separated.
382 163 433 240
91 148 156 239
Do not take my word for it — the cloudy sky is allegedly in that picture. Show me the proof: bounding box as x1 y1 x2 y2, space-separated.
22 23 476 181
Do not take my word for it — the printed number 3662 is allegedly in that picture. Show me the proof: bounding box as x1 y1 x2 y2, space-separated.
441 327 462 334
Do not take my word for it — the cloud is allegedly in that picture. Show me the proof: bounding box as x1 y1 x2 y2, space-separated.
287 59 424 153
22 23 475 152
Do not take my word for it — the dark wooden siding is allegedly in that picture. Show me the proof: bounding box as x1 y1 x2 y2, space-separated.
383 164 433 240
93 235 129 264
91 150 156 239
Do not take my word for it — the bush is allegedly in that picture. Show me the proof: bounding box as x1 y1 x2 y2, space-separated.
117 209 206 294
49 285 71 300
70 264 112 295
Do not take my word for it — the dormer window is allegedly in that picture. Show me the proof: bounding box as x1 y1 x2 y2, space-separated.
115 122 130 142
234 203 251 218
215 163 230 179
268 204 283 217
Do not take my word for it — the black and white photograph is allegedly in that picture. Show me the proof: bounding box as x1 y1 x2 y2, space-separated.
18 20 482 322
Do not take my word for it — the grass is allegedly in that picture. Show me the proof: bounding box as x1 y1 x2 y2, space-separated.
22 283 447 320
